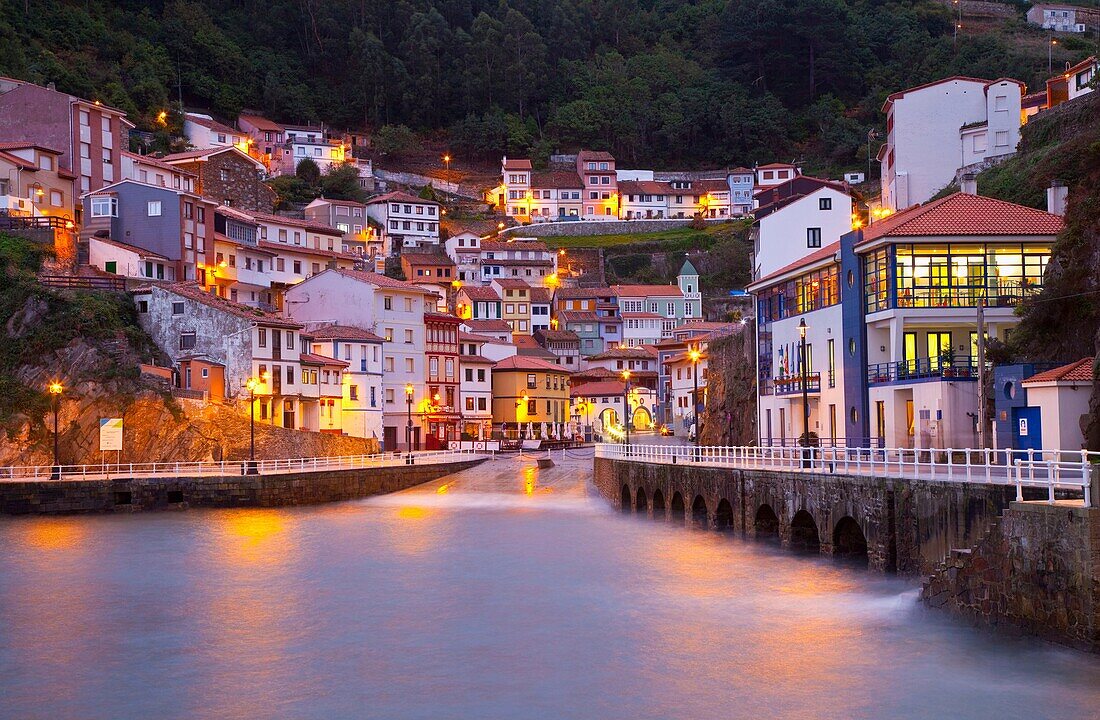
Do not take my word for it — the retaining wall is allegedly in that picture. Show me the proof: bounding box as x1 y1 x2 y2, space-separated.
502 218 723 238
0 458 485 515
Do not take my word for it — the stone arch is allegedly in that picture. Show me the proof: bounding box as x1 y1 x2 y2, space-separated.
790 509 821 553
691 495 709 529
635 487 648 515
754 504 780 540
715 499 734 532
632 405 652 430
620 484 632 513
670 491 686 523
652 489 666 520
832 516 869 567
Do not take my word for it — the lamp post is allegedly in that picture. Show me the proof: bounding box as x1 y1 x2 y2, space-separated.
245 376 262 474
688 348 701 445
621 370 632 448
405 384 414 454
48 381 63 478
443 154 451 173
799 318 811 461
1049 33 1058 73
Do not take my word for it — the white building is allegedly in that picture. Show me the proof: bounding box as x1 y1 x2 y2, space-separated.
1020 358 1093 453
284 268 437 450
478 239 557 284
1027 4 1087 32
279 124 347 175
302 324 385 441
183 113 247 152
89 236 174 282
458 335 494 439
879 76 1025 211
755 163 799 189
444 232 483 283
1046 56 1098 109
665 349 708 432
571 378 657 436
122 151 196 193
752 177 854 281
366 191 440 249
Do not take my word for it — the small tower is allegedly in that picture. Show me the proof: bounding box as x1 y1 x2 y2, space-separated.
678 256 700 318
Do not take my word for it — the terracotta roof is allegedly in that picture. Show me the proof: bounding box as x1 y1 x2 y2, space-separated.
558 310 600 323
424 312 462 324
589 346 657 361
161 147 262 169
610 284 683 298
528 288 552 303
531 170 584 189
751 241 841 287
756 162 797 170
728 166 754 174
401 253 454 267
257 240 355 261
577 150 615 162
151 282 301 328
303 324 384 342
481 239 549 252
881 76 1023 112
299 352 348 367
858 193 1063 245
465 319 513 333
1023 357 1094 384
459 354 494 364
332 268 436 294
493 355 568 373
185 113 240 136
503 158 533 170
367 190 440 207
238 114 284 132
573 366 617 380
0 149 37 170
621 312 663 319
0 140 63 154
619 180 670 196
571 380 627 397
459 286 501 301
123 151 197 176
535 329 580 343
554 287 603 300
459 330 512 344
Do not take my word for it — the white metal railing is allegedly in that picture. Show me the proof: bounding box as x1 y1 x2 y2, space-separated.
595 444 1099 506
0 448 487 483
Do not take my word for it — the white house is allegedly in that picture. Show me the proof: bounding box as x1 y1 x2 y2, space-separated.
478 239 557 284
1027 4 1087 32
279 124 347 175
89 236 174 282
183 113 246 152
1046 56 1098 109
283 268 437 450
366 191 440 249
1020 358 1093 453
751 177 854 281
303 324 386 442
755 163 799 189
571 378 657 437
458 336 495 440
122 151 196 193
665 349 708 432
879 76 1024 211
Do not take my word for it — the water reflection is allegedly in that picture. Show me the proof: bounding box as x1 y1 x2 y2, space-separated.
0 477 1098 719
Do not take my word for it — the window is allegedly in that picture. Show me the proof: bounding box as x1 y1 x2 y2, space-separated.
178 332 196 350
286 331 294 349
994 131 1009 147
807 227 822 248
527 399 537 415
91 196 117 217
404 329 413 344
384 357 394 372
50 190 63 207
527 373 537 390
819 197 832 210
171 301 184 315
405 358 414 372
384 295 392 310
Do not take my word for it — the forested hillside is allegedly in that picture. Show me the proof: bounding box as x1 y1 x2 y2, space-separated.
1 0 1095 173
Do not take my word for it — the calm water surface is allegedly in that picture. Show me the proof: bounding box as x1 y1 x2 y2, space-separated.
1 457 1099 720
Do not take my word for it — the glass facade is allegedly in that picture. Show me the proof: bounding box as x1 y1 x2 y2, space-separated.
863 243 1049 312
757 264 840 323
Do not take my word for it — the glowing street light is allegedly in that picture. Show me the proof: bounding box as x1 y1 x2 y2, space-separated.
49 381 63 478
244 374 266 474
405 384 415 453
621 370 632 447
443 154 451 173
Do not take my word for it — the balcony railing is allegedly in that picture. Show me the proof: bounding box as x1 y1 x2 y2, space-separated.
774 372 821 395
867 356 983 385
894 284 1040 309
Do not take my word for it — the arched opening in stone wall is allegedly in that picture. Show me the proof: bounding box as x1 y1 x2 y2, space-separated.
635 487 648 515
832 516 869 567
754 504 780 540
790 510 821 553
620 484 632 513
691 495 709 529
652 489 666 520
715 499 734 532
670 491 685 522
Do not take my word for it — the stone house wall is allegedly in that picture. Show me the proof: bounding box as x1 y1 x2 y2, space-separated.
175 152 277 213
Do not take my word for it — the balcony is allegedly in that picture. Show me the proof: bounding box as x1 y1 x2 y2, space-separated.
867 356 982 385
774 373 821 395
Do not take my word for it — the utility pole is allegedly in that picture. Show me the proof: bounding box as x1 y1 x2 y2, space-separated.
976 299 988 449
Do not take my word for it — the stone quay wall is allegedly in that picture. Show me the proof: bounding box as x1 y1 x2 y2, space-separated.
593 457 1014 575
0 458 485 515
923 502 1100 651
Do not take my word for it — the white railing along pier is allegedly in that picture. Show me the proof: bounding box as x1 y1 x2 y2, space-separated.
595 443 1099 506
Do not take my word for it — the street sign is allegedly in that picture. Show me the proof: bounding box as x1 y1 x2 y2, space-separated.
99 418 123 451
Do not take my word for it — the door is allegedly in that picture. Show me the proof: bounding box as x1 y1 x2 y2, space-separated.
1013 407 1042 451
272 328 282 360
875 401 886 446
903 332 918 376
927 332 951 371
383 426 397 452
779 407 786 445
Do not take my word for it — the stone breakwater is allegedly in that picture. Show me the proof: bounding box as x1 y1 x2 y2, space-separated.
0 459 485 515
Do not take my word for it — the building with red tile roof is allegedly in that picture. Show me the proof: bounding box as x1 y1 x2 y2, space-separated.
1020 357 1095 452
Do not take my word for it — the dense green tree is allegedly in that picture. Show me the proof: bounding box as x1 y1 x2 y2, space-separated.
295 157 321 186
320 165 368 203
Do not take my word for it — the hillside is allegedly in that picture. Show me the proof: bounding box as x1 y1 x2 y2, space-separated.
2 0 1095 175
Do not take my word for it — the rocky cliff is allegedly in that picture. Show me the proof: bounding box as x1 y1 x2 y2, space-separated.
697 323 757 446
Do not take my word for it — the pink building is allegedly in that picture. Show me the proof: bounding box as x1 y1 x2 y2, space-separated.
576 150 617 219
0 78 133 196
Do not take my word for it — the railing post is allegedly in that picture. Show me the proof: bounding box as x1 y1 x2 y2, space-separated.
1048 458 1056 504
1083 449 1093 508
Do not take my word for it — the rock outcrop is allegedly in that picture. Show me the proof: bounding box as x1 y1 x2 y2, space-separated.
697 323 757 446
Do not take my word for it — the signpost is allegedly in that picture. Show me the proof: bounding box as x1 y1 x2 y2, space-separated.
99 418 122 475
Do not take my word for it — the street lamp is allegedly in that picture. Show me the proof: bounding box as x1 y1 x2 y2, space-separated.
405 384 414 453
244 375 264 474
1049 34 1058 73
443 154 451 173
688 348 701 446
49 381 63 478
621 370 632 447
799 318 810 452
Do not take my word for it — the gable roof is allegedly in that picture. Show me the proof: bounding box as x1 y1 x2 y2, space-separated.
611 284 683 298
528 287 552 304
251 211 343 236
160 146 264 171
185 113 240 136
368 190 439 206
303 324 385 342
459 285 501 301
531 170 584 189
577 150 615 162
238 114 284 132
331 268 435 294
401 252 454 267
493 354 568 373
1023 357 1094 384
89 235 170 260
481 239 549 252
299 352 349 367
880 76 1021 112
571 379 627 397
465 319 513 333
588 346 657 361
858 192 1064 246
502 158 533 170
123 150 197 176
152 282 301 328
492 278 532 289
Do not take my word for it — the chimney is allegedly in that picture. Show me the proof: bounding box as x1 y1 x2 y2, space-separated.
1046 179 1068 216
960 173 978 195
